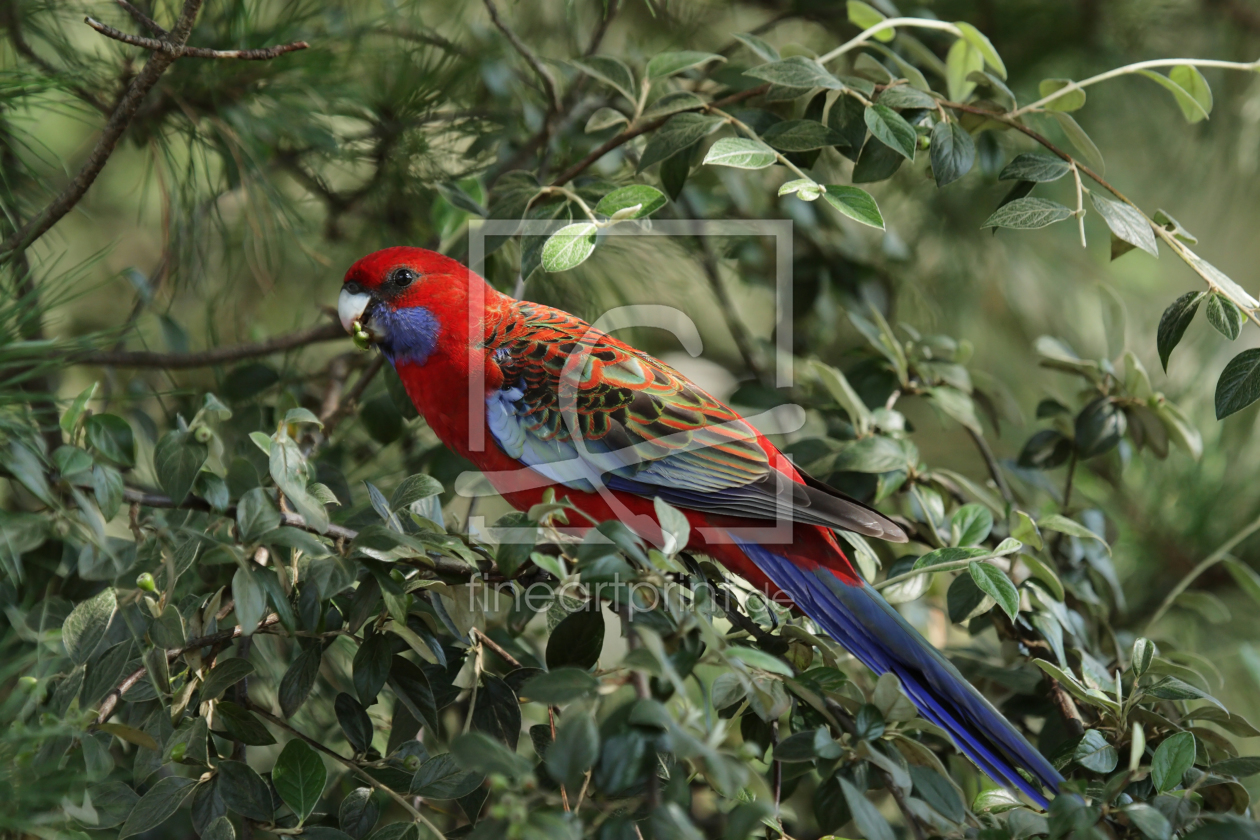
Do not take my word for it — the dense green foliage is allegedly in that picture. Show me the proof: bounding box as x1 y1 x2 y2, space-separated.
3 1 1260 839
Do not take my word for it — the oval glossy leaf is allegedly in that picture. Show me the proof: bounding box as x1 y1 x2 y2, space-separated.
876 85 936 110
1091 193 1158 257
848 1 893 41
567 56 635 102
981 197 1073 229
594 185 667 219
733 32 779 63
863 104 916 160
1038 78 1086 111
638 112 724 171
761 119 844 152
85 414 136 467
930 121 975 187
272 739 327 823
744 57 844 90
63 587 116 665
541 223 597 272
1157 291 1205 372
1138 69 1211 123
584 107 627 133
646 51 723 79
153 431 208 505
1216 348 1260 420
945 39 982 101
998 153 1071 182
1074 729 1119 773
702 137 777 169
410 753 484 799
546 608 605 670
821 185 884 230
968 561 1019 620
119 776 196 838
1206 293 1243 340
199 657 255 701
641 91 706 121
956 22 1007 79
1052 112 1105 173
1152 731 1196 793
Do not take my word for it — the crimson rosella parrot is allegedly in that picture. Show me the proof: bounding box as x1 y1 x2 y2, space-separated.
338 246 1063 806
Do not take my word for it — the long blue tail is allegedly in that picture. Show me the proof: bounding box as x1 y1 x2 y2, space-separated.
733 535 1063 809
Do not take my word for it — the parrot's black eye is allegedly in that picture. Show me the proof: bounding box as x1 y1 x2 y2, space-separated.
391 268 417 288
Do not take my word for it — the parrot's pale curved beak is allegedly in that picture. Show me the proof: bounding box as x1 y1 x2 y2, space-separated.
338 287 379 348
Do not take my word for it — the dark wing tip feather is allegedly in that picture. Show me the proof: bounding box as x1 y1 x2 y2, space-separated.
796 471 909 543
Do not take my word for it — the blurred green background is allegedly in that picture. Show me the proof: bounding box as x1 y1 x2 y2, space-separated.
11 0 1260 761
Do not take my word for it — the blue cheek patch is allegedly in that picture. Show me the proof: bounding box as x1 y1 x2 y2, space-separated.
378 305 440 366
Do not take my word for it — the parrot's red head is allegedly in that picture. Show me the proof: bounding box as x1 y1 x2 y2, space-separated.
339 246 487 366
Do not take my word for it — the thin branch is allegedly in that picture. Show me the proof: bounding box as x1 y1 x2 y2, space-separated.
1144 510 1260 630
69 320 345 368
965 426 1015 506
245 701 447 839
321 354 386 438
548 83 769 187
94 613 282 724
115 0 166 36
583 0 618 56
86 17 309 60
0 0 205 257
816 17 962 64
470 627 522 668
481 0 561 114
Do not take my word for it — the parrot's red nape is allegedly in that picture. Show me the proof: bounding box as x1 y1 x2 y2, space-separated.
338 245 1063 807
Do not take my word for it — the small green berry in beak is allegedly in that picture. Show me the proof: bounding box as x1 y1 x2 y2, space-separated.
352 319 372 351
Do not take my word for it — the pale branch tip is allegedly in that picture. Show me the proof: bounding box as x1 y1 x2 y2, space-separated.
85 16 310 60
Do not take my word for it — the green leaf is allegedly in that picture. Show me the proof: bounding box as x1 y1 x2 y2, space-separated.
339 788 380 839
1169 66 1213 120
702 137 777 169
1038 78 1086 111
973 787 1023 813
61 382 97 437
1138 69 1211 124
876 85 936 110
92 463 123 520
200 657 255 701
839 778 894 840
279 645 323 717
232 565 268 636
945 39 982 101
541 223 597 272
968 561 1019 620
335 692 373 754
810 359 873 433
930 121 975 187
214 701 276 745
1157 291 1205 372
118 776 195 838
353 630 392 705
1074 729 1119 773
864 104 916 160
585 107 628 133
733 33 779 63
390 474 443 510
410 753 484 799
1019 431 1072 469
998 153 1071 182
1216 348 1260 419
594 185 667 219
641 91 706 122
743 57 844 90
1038 514 1109 552
451 731 533 779
909 766 964 822
951 504 993 546
567 56 635 101
1152 731 1196 793
63 587 116 665
821 185 884 229
237 487 281 542
153 430 207 505
761 119 843 152
955 22 1007 79
1132 638 1157 676
1075 396 1127 458
518 667 599 705
847 1 893 41
638 113 724 170
981 197 1073 229
218 759 274 821
85 414 135 467
1091 193 1158 257
852 134 904 183
546 607 605 670
829 435 911 473
1052 112 1105 173
546 711 600 789
273 739 327 823
1209 757 1260 778
1206 294 1243 340
646 51 723 79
